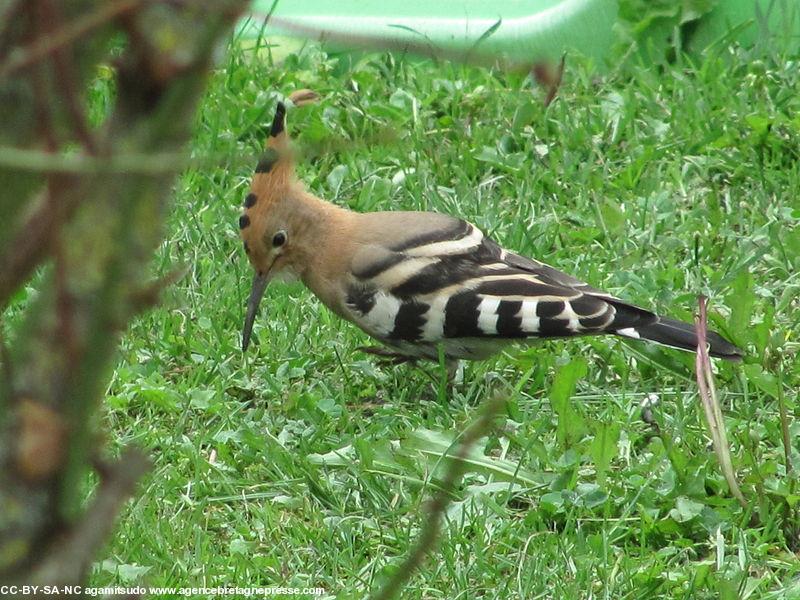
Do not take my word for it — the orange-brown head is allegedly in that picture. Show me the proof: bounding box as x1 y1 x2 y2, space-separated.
239 91 320 351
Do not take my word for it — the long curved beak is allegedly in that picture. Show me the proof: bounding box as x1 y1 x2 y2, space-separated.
242 272 269 352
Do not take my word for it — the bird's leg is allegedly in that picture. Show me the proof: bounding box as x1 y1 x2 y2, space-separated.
357 345 417 366
359 346 461 397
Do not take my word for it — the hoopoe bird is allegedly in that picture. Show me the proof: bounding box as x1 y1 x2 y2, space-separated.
239 92 742 373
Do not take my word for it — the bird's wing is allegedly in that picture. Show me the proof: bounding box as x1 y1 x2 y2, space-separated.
344 217 657 343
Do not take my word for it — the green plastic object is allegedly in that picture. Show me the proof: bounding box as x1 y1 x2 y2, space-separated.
688 0 800 55
243 0 619 63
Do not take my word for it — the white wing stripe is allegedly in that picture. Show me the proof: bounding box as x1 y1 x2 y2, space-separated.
477 296 500 335
404 225 484 257
558 301 580 321
361 292 402 337
420 294 448 341
370 256 439 289
616 327 641 339
518 300 540 333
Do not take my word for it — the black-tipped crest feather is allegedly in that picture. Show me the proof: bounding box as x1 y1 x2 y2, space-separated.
270 101 286 137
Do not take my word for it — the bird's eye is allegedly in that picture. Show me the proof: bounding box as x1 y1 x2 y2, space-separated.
272 230 287 247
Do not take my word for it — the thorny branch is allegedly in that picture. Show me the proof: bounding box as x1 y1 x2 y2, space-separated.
36 0 99 155
0 0 144 78
0 184 85 312
0 0 247 586
23 449 151 586
369 395 506 600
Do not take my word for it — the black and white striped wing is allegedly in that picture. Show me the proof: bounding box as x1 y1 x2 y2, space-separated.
344 217 656 344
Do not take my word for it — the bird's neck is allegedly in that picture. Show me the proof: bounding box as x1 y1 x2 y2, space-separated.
292 191 357 309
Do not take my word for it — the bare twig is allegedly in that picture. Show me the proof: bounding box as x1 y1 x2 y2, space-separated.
0 329 12 397
0 185 85 312
39 0 98 155
0 145 190 174
0 0 145 78
369 394 505 600
128 265 190 315
0 1 25 55
30 0 86 358
695 296 748 509
53 231 78 368
0 0 248 583
29 3 59 152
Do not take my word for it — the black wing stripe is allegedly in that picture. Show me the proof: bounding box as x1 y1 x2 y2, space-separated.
389 219 470 252
536 300 565 319
474 278 574 298
496 300 525 337
353 253 407 280
569 294 607 316
503 251 608 294
391 264 519 298
390 301 429 341
538 318 580 337
579 304 615 330
361 228 502 287
443 292 482 338
346 284 376 315
605 299 658 330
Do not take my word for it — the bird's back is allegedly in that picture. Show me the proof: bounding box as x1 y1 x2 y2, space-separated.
341 212 741 361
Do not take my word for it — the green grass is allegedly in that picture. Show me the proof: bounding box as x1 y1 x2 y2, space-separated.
91 36 799 599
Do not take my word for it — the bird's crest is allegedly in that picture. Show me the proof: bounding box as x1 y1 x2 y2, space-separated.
239 89 319 238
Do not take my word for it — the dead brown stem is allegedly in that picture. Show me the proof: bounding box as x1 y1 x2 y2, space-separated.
535 54 566 107
695 296 748 510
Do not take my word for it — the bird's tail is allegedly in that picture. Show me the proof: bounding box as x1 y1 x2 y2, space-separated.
618 315 743 361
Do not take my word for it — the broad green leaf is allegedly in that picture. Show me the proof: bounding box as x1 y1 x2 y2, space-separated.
307 443 355 466
743 364 780 399
229 538 254 555
403 428 542 487
511 100 539 132
540 491 566 513
599 199 626 235
326 164 348 195
669 495 705 523
100 560 151 584
576 483 608 508
589 421 620 486
549 358 588 449
727 269 754 343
